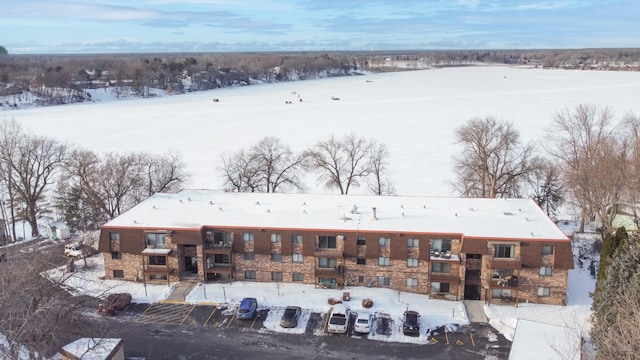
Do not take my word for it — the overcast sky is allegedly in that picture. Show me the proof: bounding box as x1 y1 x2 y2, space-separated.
1 0 638 54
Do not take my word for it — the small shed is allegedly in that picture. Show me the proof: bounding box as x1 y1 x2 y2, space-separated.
60 338 124 360
46 222 71 240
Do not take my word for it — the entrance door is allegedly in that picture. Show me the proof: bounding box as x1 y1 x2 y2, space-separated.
184 256 198 273
464 285 481 300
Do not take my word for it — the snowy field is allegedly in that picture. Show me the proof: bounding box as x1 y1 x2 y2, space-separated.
5 66 640 200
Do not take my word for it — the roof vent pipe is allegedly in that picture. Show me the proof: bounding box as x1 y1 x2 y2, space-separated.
372 207 378 220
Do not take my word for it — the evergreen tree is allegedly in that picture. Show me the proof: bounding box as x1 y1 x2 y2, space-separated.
596 227 627 283
0 46 7 55
591 233 640 358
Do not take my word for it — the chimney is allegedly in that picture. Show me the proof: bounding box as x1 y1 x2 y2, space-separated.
372 207 378 220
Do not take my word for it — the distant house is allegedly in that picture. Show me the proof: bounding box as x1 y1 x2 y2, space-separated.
46 222 71 241
99 189 573 305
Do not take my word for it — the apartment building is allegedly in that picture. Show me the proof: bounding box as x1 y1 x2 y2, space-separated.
98 189 573 305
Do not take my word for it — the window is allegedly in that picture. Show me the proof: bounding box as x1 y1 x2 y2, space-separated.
431 282 450 293
109 232 120 251
292 272 304 282
378 237 390 247
113 270 123 278
271 253 282 262
148 256 166 266
539 266 552 276
378 276 390 286
357 257 366 265
111 251 122 260
243 233 254 242
407 258 418 267
292 253 304 263
407 238 419 248
319 258 337 268
146 233 167 247
407 278 418 288
244 252 255 261
149 274 167 280
538 287 551 297
357 237 366 246
432 239 451 252
291 234 303 244
492 289 512 298
431 262 451 273
494 244 516 258
272 272 283 281
271 233 282 243
318 235 337 249
244 271 256 280
542 245 554 255
378 257 390 266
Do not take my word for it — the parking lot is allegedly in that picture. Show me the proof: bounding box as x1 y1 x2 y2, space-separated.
120 302 510 355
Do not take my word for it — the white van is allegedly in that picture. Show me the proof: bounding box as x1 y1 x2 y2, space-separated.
64 243 82 257
327 304 351 334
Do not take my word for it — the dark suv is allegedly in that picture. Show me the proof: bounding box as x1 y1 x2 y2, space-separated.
402 310 420 336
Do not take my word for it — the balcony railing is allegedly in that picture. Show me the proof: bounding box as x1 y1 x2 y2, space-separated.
314 247 343 257
490 276 519 288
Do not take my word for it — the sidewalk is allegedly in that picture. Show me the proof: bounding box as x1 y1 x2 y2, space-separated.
463 300 488 323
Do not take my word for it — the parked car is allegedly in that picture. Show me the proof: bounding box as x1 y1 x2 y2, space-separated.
280 306 302 328
98 293 132 315
354 311 373 334
402 310 420 336
327 304 351 334
64 243 82 257
237 297 258 320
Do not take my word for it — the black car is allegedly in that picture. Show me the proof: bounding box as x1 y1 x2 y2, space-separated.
280 306 302 328
402 310 420 336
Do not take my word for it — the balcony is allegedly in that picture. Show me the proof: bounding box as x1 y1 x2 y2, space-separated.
489 257 521 269
205 263 234 274
314 247 343 257
490 275 519 288
315 266 343 276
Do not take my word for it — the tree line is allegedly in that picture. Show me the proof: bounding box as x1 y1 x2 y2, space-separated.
2 49 639 107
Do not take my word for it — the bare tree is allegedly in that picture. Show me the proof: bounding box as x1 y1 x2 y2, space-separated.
219 149 262 192
452 117 537 198
622 112 640 228
0 250 102 359
528 158 565 218
547 104 621 233
250 136 307 193
305 133 378 194
0 119 66 237
365 142 395 195
63 149 143 220
138 151 189 199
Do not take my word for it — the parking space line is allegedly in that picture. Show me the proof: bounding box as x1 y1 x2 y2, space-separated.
250 314 258 329
469 333 475 347
445 327 449 344
180 306 196 326
226 313 236 328
204 307 217 326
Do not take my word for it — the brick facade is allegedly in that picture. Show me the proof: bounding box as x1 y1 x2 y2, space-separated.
101 226 572 305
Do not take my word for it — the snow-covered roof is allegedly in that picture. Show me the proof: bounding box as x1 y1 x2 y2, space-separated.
60 337 122 360
103 189 568 241
509 319 581 360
